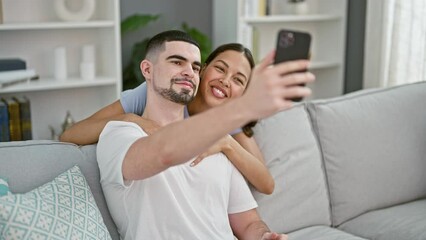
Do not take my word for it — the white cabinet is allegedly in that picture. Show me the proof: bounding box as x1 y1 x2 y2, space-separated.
234 0 347 100
0 0 122 139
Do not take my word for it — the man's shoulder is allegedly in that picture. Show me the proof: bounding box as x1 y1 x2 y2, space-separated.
101 121 148 139
105 120 144 130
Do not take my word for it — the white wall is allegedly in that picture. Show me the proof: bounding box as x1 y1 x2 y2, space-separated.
363 0 385 89
212 0 238 47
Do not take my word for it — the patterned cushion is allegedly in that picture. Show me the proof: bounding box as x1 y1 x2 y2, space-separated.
0 165 112 239
0 177 10 197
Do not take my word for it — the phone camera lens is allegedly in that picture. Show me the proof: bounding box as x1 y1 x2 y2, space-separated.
280 32 295 48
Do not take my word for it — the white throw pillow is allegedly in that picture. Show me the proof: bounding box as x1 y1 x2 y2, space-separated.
0 177 11 197
0 165 111 239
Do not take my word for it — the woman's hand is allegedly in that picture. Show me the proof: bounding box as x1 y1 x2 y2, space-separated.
189 131 275 194
261 232 288 240
190 135 233 166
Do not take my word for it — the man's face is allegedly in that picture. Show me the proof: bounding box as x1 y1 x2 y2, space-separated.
152 41 201 105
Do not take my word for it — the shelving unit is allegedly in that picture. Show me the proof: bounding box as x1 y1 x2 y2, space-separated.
0 0 122 140
235 0 347 100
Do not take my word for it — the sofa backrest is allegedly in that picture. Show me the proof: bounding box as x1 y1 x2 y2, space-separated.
0 140 120 239
253 104 331 233
307 82 426 226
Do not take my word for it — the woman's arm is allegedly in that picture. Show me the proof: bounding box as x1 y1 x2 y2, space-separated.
61 83 149 145
229 132 275 194
59 100 125 145
191 132 275 194
60 101 160 145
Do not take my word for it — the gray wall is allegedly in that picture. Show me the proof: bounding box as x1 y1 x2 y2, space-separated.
120 0 212 67
344 0 366 93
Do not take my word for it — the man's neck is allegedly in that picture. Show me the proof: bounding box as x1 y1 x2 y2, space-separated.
187 97 206 116
143 94 185 127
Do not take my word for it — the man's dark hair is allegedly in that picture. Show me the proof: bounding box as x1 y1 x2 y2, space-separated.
145 30 200 61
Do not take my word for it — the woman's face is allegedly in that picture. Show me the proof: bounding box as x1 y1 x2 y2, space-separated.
197 50 252 108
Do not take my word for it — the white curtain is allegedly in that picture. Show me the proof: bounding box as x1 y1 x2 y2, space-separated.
380 0 426 87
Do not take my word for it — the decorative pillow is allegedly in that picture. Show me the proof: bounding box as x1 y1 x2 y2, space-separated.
0 177 11 197
0 165 112 240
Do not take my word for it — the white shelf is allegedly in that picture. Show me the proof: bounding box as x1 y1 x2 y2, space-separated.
243 14 342 25
0 77 117 94
0 21 115 31
0 0 122 140
233 0 348 100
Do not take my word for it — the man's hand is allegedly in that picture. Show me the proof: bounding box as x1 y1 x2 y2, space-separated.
261 232 288 240
238 50 315 121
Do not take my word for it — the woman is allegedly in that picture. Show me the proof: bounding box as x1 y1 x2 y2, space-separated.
186 43 274 194
60 43 274 194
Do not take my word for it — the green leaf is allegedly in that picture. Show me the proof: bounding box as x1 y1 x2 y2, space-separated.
121 14 160 35
122 38 150 90
181 22 212 63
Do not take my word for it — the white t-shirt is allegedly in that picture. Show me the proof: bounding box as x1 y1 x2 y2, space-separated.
97 121 258 240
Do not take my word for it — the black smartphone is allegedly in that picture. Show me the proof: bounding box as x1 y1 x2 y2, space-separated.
274 29 312 101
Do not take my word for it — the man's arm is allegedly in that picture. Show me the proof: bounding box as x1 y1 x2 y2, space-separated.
122 52 315 181
229 209 287 240
59 100 125 145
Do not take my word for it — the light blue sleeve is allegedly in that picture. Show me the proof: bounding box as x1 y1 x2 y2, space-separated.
120 82 147 116
230 128 242 135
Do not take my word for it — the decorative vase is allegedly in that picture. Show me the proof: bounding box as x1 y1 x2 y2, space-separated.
287 0 309 15
54 47 67 81
54 0 96 22
80 45 96 80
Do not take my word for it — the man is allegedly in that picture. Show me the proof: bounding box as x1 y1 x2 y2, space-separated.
97 30 314 239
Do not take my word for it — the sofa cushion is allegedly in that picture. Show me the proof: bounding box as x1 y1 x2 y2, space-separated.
307 82 426 226
0 165 111 239
253 104 331 233
0 141 119 240
338 199 426 240
289 225 367 240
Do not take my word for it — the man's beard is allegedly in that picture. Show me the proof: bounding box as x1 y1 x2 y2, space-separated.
154 78 196 104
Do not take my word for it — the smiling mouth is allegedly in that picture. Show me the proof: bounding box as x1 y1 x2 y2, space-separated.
212 86 227 98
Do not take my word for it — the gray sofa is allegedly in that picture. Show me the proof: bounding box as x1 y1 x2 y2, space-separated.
1 82 425 239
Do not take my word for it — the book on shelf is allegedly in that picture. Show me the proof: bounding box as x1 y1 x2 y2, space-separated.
0 100 10 142
13 96 32 140
0 69 37 88
0 96 33 141
1 98 21 141
0 59 26 72
244 0 257 17
245 0 270 17
258 0 269 16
